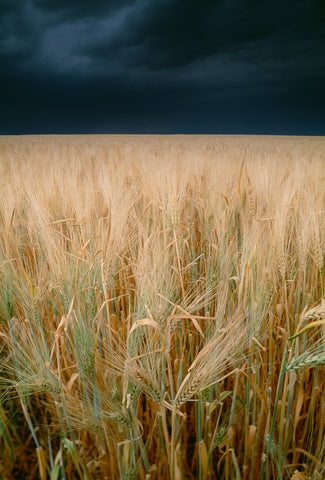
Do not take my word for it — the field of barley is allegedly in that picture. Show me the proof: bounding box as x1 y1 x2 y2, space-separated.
0 134 324 480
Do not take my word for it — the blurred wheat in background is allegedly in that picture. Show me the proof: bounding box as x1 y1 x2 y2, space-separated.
0 135 324 479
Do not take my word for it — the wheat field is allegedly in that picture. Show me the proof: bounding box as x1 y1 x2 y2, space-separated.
0 134 324 480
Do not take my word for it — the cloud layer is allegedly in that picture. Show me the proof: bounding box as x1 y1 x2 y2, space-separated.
1 0 324 133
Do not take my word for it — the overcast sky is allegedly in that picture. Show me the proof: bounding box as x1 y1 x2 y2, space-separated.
1 0 324 135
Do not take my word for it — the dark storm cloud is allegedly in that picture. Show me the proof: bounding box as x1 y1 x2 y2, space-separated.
33 0 136 19
0 0 324 133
